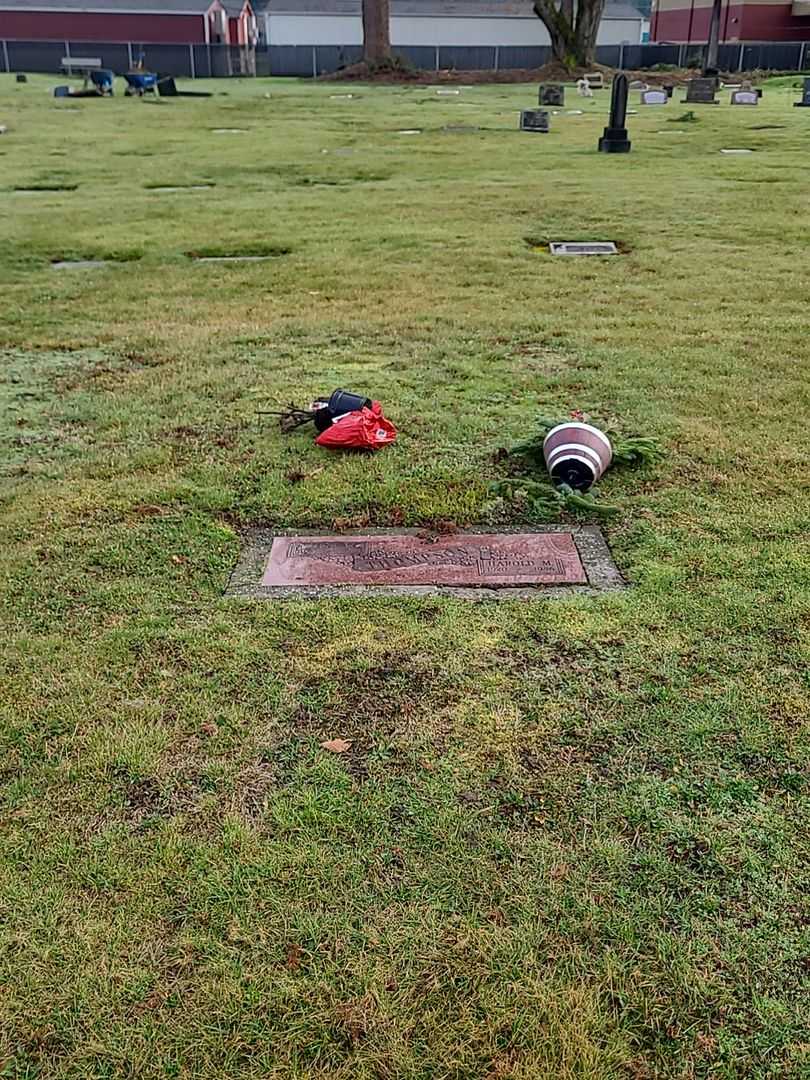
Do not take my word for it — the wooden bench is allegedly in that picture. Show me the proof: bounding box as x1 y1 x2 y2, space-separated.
61 56 102 74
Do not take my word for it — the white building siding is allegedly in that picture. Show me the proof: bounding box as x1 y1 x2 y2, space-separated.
265 13 643 46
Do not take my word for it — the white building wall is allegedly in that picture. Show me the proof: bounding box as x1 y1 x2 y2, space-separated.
265 13 643 46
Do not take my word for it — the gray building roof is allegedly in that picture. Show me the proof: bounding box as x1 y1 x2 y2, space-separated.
257 0 641 16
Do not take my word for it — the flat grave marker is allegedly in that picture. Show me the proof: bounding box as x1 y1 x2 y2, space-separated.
226 528 625 599
549 241 618 256
51 259 107 270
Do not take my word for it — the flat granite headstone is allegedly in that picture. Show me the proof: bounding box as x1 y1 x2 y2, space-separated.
549 241 618 256
264 532 585 586
226 528 625 599
520 109 550 133
731 90 758 105
641 89 668 106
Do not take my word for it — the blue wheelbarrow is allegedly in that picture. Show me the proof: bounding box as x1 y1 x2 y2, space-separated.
124 71 158 96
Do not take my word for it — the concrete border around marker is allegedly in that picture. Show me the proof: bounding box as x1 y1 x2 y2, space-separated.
224 525 626 601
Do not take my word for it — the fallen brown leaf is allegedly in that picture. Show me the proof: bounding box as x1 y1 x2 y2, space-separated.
285 942 302 971
321 738 352 754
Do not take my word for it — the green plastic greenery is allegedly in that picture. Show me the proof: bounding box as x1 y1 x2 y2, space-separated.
492 413 665 521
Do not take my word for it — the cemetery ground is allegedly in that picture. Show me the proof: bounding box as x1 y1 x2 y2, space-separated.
1 73 809 1079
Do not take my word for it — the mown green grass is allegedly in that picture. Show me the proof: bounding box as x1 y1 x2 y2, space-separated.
1 73 809 1079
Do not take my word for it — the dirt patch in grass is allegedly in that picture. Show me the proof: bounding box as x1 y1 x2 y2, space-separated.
50 249 142 266
186 244 291 260
291 648 463 781
13 183 78 192
324 60 697 86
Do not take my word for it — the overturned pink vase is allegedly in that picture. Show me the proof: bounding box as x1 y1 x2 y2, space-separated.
543 422 613 491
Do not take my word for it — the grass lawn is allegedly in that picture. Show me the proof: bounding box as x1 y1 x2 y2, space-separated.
1 73 809 1078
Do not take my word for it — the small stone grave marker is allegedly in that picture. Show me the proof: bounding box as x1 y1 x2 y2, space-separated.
720 148 754 154
794 77 810 107
225 528 625 599
396 129 421 134
539 83 564 106
148 184 212 192
641 89 668 106
731 90 758 106
549 241 618 256
436 88 460 95
195 255 278 263
684 78 718 104
52 259 107 270
520 109 549 133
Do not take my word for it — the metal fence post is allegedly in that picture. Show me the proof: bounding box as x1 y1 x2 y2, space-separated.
737 42 744 71
312 45 317 77
800 42 806 71
435 45 439 71
127 41 133 67
494 44 499 71
619 42 625 69
64 40 70 57
189 43 195 78
1 40 9 74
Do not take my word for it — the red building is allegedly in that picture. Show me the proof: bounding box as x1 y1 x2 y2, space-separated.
0 0 257 44
651 0 810 42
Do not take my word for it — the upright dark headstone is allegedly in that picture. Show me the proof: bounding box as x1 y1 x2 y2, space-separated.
539 84 564 107
16 73 27 83
520 109 550 133
684 77 718 104
598 75 631 154
794 77 810 107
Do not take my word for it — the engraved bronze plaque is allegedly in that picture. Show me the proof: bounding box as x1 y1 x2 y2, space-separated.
260 532 587 588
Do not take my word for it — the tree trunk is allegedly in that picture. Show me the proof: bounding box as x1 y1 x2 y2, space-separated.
533 0 605 69
362 0 391 63
704 0 722 71
575 0 606 66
